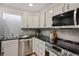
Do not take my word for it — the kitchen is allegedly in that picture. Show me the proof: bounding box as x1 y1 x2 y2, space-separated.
0 3 79 56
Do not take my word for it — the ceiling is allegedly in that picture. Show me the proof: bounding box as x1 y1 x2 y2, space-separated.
0 3 52 12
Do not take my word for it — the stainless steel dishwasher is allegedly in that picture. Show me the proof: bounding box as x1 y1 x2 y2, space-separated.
19 39 33 56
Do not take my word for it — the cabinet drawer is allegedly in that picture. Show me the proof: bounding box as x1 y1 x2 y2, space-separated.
2 40 18 47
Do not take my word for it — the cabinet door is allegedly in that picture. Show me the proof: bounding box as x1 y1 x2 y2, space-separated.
69 3 79 10
40 12 45 28
38 40 45 56
33 15 40 28
46 8 54 27
28 15 33 28
32 38 36 52
2 40 18 56
53 4 64 16
32 38 39 54
21 13 28 28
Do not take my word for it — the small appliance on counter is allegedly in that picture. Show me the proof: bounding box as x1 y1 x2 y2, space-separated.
50 30 58 44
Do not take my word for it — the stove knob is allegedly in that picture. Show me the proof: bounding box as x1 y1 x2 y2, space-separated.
69 54 73 56
64 52 67 56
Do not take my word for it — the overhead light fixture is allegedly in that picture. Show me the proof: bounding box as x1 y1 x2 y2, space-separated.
29 3 33 7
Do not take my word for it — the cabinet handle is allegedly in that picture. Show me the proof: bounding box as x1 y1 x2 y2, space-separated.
67 4 70 10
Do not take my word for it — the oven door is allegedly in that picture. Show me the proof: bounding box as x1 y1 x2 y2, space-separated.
45 47 58 56
49 50 58 56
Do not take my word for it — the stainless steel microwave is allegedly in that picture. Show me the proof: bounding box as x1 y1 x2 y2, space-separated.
52 8 79 26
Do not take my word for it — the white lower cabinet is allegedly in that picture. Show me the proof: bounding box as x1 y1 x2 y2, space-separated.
32 37 39 55
32 37 45 56
38 39 45 56
21 13 28 28
2 40 19 56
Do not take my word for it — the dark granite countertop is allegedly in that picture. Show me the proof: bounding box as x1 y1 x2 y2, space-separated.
0 35 34 41
35 34 51 43
0 34 50 42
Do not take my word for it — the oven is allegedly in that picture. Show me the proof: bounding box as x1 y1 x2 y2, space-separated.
45 42 61 56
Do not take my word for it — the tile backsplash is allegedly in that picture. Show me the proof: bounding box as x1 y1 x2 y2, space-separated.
22 30 36 35
41 30 50 36
57 29 79 42
22 28 79 42
41 29 79 42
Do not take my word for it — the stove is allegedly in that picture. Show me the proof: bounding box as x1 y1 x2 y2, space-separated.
45 42 78 56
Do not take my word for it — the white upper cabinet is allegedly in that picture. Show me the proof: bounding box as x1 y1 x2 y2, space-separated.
53 4 64 16
22 12 40 28
21 13 28 28
33 15 40 28
46 8 54 27
40 12 45 28
69 3 79 10
27 15 33 28
21 3 79 28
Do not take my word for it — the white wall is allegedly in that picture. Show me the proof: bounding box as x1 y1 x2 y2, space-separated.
4 13 22 38
0 9 4 38
0 7 22 38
